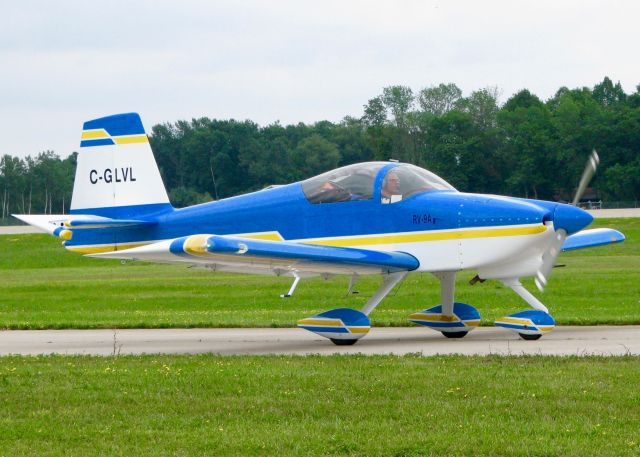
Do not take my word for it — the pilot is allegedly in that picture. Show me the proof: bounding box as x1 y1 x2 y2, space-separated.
381 171 402 204
312 180 351 203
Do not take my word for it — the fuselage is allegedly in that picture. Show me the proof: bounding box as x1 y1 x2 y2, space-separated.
65 162 592 277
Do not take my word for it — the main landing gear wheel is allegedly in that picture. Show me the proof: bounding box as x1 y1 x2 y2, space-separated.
330 338 359 346
496 310 555 340
409 303 481 338
442 331 468 339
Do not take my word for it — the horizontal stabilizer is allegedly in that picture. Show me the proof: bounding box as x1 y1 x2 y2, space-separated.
562 228 625 252
12 214 69 235
90 234 420 276
12 214 156 235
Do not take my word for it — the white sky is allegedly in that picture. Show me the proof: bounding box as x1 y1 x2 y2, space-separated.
1 0 638 158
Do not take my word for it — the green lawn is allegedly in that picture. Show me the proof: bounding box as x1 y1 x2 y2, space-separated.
0 218 638 329
0 355 638 456
1 222 638 457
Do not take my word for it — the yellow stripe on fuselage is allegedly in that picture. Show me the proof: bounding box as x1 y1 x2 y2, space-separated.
240 232 284 241
303 225 547 247
66 232 284 256
65 225 545 256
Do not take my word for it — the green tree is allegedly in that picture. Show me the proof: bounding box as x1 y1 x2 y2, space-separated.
362 96 387 126
294 134 341 177
169 186 213 208
382 85 414 129
0 155 26 218
592 76 627 107
418 83 462 116
458 87 501 130
498 90 559 199
603 160 640 201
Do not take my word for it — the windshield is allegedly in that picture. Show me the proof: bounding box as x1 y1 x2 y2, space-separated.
302 162 455 205
381 164 456 204
302 163 386 204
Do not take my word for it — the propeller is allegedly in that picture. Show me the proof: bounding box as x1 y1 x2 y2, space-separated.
572 150 600 206
534 149 599 292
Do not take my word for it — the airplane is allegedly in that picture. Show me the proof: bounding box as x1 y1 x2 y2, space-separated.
15 112 625 345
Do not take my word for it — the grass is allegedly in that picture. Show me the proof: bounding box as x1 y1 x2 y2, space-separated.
0 354 638 457
0 218 638 329
0 222 638 457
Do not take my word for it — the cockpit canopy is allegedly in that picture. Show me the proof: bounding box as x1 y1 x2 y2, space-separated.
302 162 456 204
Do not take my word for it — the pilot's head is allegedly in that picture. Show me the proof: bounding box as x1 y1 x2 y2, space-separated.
382 171 400 197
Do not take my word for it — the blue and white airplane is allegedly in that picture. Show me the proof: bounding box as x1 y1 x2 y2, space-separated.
15 113 625 345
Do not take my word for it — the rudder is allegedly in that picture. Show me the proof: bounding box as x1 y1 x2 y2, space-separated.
71 112 172 218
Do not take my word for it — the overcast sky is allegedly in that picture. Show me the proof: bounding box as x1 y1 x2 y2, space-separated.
1 0 638 158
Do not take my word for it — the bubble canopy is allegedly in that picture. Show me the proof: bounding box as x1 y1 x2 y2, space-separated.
302 162 456 204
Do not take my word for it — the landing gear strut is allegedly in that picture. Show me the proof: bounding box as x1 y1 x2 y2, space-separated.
297 272 408 345
495 279 556 340
280 273 301 298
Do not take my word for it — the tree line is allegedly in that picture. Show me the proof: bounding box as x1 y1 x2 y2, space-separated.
2 77 639 218
0 152 75 220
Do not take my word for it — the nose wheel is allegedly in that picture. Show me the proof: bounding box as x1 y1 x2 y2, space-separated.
495 310 555 340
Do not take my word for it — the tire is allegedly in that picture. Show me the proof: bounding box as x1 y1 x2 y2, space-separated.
330 338 359 346
442 331 468 339
519 333 542 341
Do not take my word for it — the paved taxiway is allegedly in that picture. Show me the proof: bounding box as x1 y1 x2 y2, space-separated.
1 326 638 356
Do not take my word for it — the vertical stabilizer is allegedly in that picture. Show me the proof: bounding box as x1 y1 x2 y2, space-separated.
70 113 172 218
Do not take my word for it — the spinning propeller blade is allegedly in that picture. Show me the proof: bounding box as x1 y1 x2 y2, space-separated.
572 150 600 206
535 228 566 291
535 150 599 292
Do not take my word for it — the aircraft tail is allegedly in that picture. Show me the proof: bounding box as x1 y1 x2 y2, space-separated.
70 112 172 218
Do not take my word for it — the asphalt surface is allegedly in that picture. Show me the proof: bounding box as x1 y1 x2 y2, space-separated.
0 225 44 234
1 326 638 357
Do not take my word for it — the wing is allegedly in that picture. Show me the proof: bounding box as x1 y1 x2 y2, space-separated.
561 228 625 252
90 234 420 277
